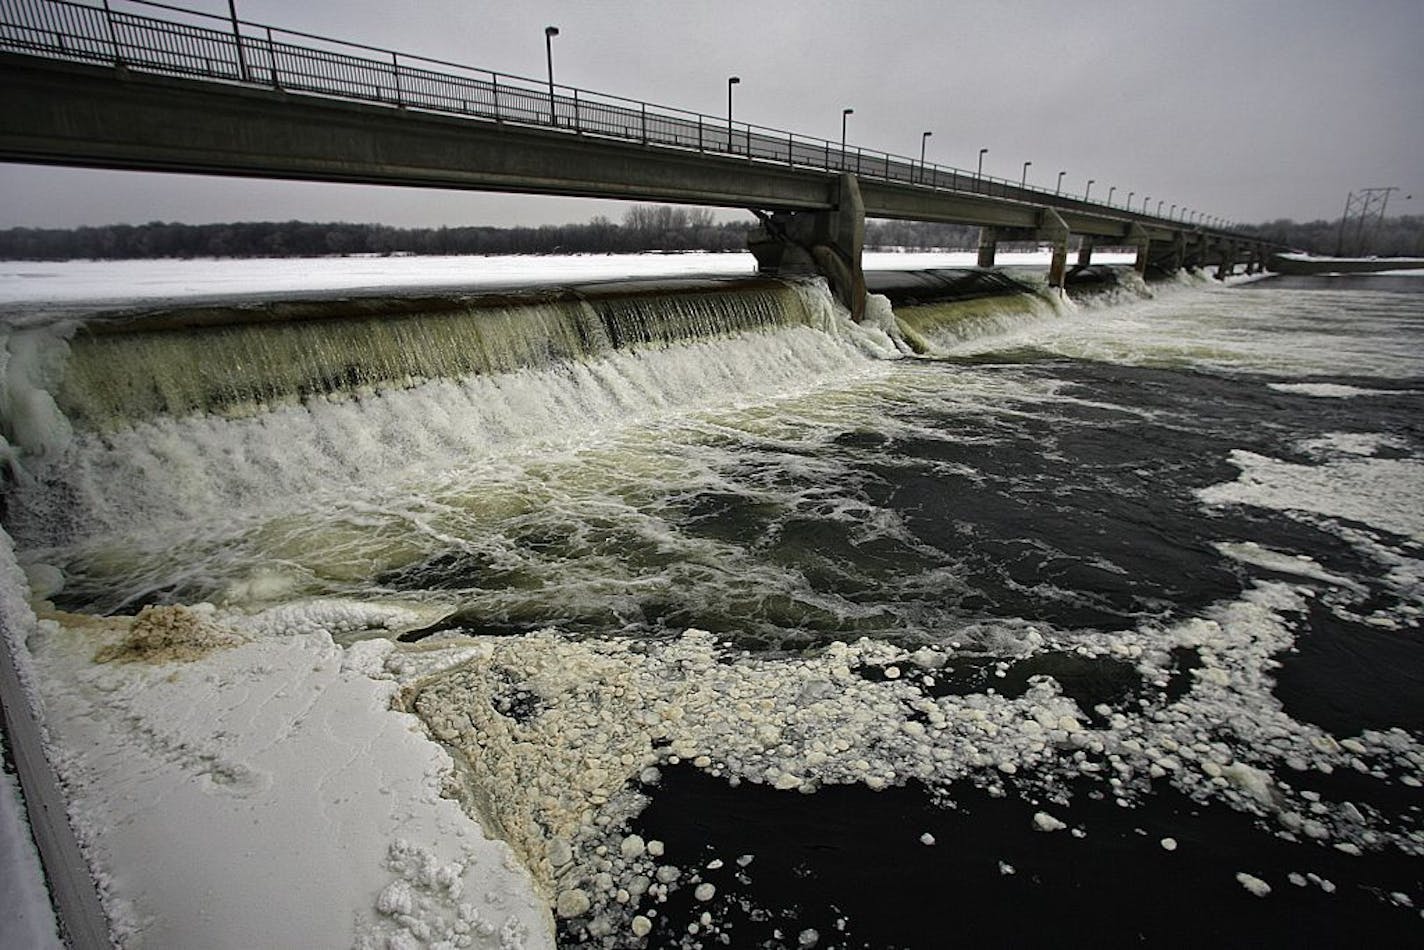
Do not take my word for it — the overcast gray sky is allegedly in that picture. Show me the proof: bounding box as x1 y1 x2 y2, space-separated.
2 0 1420 228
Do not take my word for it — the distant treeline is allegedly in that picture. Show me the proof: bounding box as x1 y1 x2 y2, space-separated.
15 210 1417 261
1236 214 1424 257
0 206 745 261
0 207 985 261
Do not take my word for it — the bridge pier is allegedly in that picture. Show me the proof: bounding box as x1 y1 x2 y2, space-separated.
976 227 999 268
1040 209 1071 289
1130 225 1152 276
1214 240 1236 281
747 173 866 321
1077 236 1095 267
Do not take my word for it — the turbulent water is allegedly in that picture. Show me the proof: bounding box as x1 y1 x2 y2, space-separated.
3 266 1422 946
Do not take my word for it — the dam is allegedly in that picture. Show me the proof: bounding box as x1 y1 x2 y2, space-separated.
2 254 1422 947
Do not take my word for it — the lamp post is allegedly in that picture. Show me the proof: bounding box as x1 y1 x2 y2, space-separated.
1056 170 1066 194
1127 191 1135 211
920 131 932 184
1171 203 1177 219
1020 161 1031 188
1157 200 1164 215
977 147 988 178
1143 196 1150 214
1108 186 1116 204
544 25 559 125
727 76 739 131
1085 178 1095 200
841 108 853 157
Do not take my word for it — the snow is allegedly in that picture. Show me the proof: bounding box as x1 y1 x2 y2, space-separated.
0 735 63 949
10 582 553 949
0 250 1133 320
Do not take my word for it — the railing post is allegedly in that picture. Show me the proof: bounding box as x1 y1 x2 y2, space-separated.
492 74 501 121
100 0 122 66
573 89 580 133
787 132 793 165
640 103 647 144
227 0 249 82
698 115 703 151
392 52 402 107
857 148 862 175
265 26 280 88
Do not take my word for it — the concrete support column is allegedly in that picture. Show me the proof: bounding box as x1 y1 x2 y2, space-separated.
746 172 866 320
1130 225 1151 276
1039 209 1070 289
1214 241 1235 281
1076 235 1095 267
977 227 998 268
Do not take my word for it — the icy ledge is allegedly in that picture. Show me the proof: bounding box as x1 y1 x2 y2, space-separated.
4 551 553 949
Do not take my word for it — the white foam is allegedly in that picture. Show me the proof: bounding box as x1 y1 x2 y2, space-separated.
1199 449 1424 541
1268 382 1401 399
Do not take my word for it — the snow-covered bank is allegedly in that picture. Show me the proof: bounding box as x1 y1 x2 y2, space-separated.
3 533 554 949
0 732 63 949
0 250 1139 316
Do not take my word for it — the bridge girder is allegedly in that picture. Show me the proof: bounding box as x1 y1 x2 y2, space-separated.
0 53 1275 296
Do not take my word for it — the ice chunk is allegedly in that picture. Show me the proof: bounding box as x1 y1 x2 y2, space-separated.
556 888 591 918
1033 811 1067 832
1235 872 1271 897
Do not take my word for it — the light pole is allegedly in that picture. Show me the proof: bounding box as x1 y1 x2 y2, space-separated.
841 108 853 156
544 25 559 125
1157 200 1164 215
727 76 739 151
1020 161 1031 188
1085 179 1095 200
1108 186 1116 204
919 131 933 184
1127 191 1134 211
978 147 988 178
1056 170 1066 194
1171 203 1177 219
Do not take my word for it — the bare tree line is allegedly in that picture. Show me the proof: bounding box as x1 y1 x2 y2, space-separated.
5 207 1415 261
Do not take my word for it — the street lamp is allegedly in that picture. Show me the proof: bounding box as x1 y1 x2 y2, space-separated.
1056 170 1066 194
727 76 739 134
978 147 988 178
841 107 853 155
919 131 932 184
1157 200 1164 215
1171 203 1177 219
1021 161 1032 187
1085 178 1095 200
544 25 559 125
1143 196 1150 213
1108 186 1116 204
1127 191 1135 210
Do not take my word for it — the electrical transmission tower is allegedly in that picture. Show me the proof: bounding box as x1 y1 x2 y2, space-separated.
1335 187 1400 256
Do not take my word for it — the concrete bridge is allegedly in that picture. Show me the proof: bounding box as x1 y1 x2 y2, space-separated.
0 0 1275 319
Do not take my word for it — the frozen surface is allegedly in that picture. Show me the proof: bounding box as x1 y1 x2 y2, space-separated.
11 577 553 949
0 250 1133 316
0 733 63 949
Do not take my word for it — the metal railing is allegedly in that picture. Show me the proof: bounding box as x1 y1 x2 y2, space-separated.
0 0 1227 229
